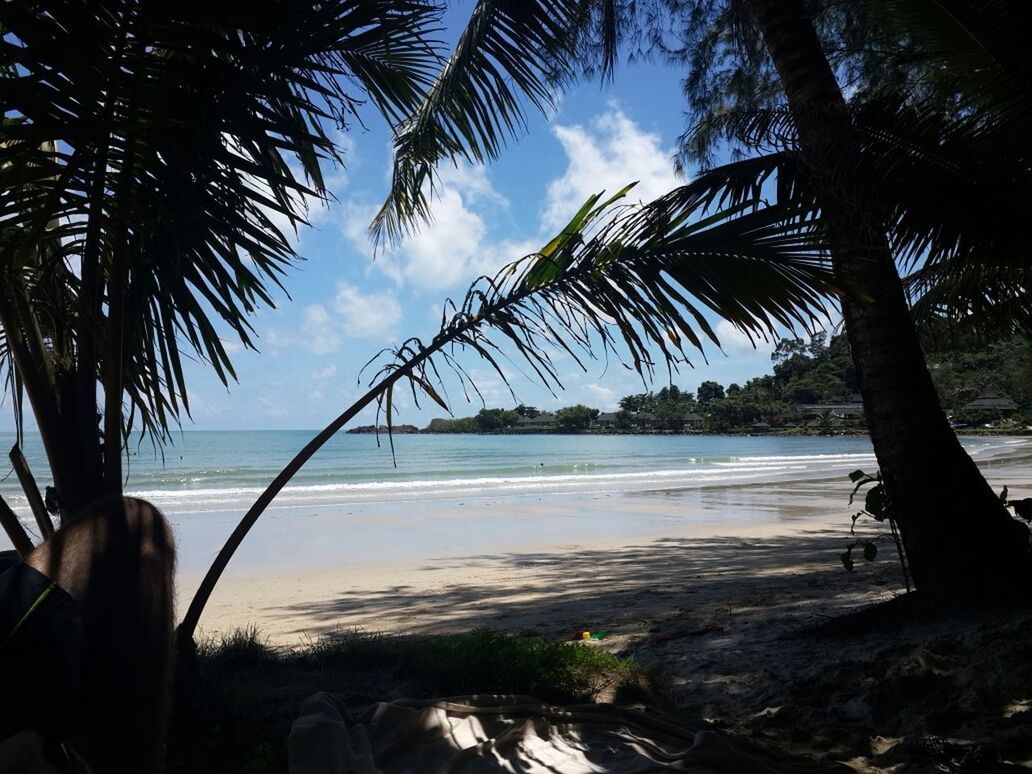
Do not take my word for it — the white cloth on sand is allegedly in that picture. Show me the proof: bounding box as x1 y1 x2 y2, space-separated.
288 693 848 773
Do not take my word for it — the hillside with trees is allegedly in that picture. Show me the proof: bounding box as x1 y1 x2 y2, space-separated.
414 332 1031 435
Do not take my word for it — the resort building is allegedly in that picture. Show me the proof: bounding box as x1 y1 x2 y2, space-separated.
962 388 1018 415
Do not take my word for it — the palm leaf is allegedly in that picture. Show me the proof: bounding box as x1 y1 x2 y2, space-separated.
0 1 443 489
370 0 592 245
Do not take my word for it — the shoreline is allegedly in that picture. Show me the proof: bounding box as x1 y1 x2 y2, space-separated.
348 425 1032 437
178 450 1032 646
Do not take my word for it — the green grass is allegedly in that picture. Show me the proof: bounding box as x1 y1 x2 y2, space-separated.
170 627 651 774
297 627 645 700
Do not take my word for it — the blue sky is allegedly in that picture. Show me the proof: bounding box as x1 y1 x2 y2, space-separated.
4 16 796 434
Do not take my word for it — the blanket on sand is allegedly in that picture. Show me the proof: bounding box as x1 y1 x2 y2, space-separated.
288 693 849 773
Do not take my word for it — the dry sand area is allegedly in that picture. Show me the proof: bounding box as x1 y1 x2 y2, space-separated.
179 456 1032 771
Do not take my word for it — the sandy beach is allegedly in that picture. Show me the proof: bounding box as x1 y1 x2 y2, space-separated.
178 450 1032 645
171 449 1032 771
176 476 885 643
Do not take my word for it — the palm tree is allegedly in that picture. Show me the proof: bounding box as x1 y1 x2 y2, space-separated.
376 0 1032 599
179 177 838 642
0 1 443 519
724 0 1031 597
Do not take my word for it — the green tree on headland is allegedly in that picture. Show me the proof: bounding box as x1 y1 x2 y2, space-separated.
474 408 522 431
696 381 725 406
556 405 599 431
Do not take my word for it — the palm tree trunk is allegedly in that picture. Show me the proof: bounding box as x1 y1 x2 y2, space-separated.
749 0 1032 598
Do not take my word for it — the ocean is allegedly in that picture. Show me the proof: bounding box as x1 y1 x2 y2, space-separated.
3 431 1029 573
1 430 1024 519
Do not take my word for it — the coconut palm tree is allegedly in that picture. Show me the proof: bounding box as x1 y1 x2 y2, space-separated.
0 1 448 520
739 0 1031 597
377 0 1032 599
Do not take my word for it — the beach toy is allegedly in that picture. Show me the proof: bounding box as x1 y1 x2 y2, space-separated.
581 631 591 640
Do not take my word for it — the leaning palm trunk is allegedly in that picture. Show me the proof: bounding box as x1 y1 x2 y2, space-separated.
177 181 836 644
749 0 1032 598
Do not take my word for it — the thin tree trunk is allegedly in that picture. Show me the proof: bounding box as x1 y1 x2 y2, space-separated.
749 0 1032 598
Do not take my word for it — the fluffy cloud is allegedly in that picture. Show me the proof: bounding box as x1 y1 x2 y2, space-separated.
333 282 403 342
544 107 681 231
337 162 514 291
584 383 619 409
714 320 776 357
310 364 337 381
301 304 343 355
335 108 680 301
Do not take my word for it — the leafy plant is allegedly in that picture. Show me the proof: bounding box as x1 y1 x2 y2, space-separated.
999 486 1032 524
843 468 910 592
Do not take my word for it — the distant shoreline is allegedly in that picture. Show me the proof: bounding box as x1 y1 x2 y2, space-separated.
345 424 1030 438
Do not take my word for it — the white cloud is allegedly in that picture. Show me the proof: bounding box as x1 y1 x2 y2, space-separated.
544 107 680 232
334 109 678 299
390 187 488 289
310 364 337 381
714 320 775 357
584 383 618 409
438 161 509 209
333 282 402 342
301 304 343 355
337 162 527 292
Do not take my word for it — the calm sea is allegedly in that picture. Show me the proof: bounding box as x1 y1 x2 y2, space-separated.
0 431 1023 520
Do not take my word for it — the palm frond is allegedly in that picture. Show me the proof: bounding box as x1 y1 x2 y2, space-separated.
0 1 442 460
860 0 1031 133
908 262 1032 339
370 0 591 245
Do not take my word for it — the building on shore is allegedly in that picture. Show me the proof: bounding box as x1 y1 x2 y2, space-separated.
962 388 1018 415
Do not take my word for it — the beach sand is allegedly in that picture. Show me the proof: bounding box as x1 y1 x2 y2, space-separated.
175 453 1032 771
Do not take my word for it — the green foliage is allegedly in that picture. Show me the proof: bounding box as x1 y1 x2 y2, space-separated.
426 416 478 433
474 408 521 431
181 626 646 774
619 392 657 413
842 469 909 590
999 487 1032 525
919 334 1032 418
696 380 725 405
704 389 793 430
296 627 643 701
555 404 599 431
614 409 634 429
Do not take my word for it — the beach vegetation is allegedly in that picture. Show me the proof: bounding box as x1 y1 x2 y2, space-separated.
844 469 910 592
555 404 600 432
473 408 523 431
695 380 725 406
170 626 649 773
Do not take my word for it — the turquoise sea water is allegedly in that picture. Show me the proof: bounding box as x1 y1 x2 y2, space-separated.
1 431 1024 519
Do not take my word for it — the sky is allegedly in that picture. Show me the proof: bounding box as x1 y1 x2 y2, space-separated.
4 11 799 434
